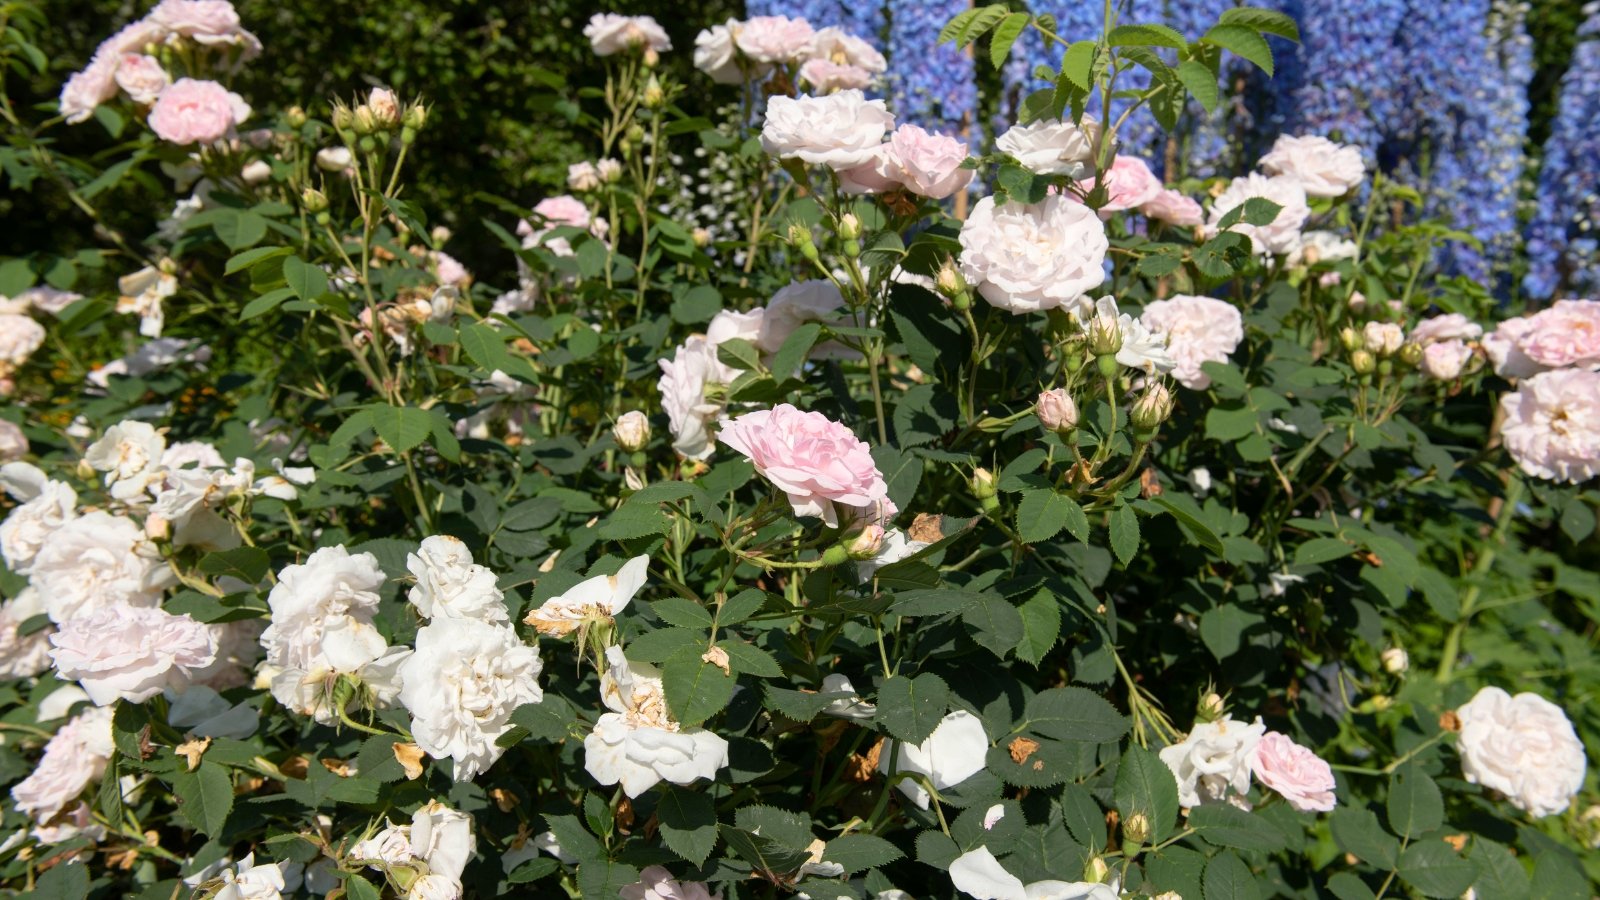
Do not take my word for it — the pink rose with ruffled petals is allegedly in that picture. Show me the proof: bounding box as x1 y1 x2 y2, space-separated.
718 404 893 527
1515 300 1600 370
737 15 815 64
50 604 218 705
150 0 261 55
888 124 971 199
531 195 591 230
115 54 169 104
798 58 871 93
1421 340 1473 380
1141 189 1204 227
1500 368 1600 483
59 52 121 125
148 78 244 144
1410 313 1482 345
10 706 113 824
1079 155 1163 215
1248 732 1336 812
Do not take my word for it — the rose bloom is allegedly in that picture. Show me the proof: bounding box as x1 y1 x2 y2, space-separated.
950 846 1118 900
1484 299 1600 378
996 116 1101 178
657 337 727 460
758 279 854 360
0 588 53 679
1141 188 1204 227
797 58 872 93
149 0 262 54
406 535 508 622
959 194 1109 315
1207 173 1310 256
315 146 353 173
1078 155 1163 215
49 603 217 705
398 617 543 781
760 89 895 169
1036 388 1079 432
85 418 168 502
694 20 755 84
1456 686 1586 818
584 646 729 797
583 13 671 56
148 78 249 145
1410 313 1483 344
1248 732 1336 812
1362 321 1405 356
1159 714 1266 808
0 464 77 574
735 15 814 64
10 705 113 823
567 161 600 192
804 26 887 71
204 854 287 900
524 555 649 637
114 53 168 104
1258 134 1365 198
1499 368 1600 483
261 545 389 673
32 511 169 623
1421 340 1474 380
855 124 972 200
881 710 989 809
0 313 45 367
719 403 893 527
622 866 720 900
58 50 121 124
1285 230 1358 267
1139 295 1243 389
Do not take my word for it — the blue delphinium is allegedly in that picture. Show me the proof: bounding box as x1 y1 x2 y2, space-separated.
1526 3 1600 298
886 0 976 133
743 0 851 28
1284 0 1407 163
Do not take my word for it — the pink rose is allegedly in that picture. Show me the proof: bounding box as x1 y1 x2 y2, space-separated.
49 604 218 705
1248 732 1336 812
149 0 261 54
58 52 121 125
1077 155 1163 215
1420 340 1473 380
837 145 901 195
804 26 886 72
530 195 591 231
1259 134 1364 198
1139 295 1244 390
736 15 815 64
114 53 169 104
148 78 248 144
620 866 719 900
1500 368 1600 483
1141 188 1204 227
101 19 169 56
1485 299 1600 377
1410 313 1482 344
886 124 971 199
797 58 871 93
10 706 113 824
718 403 894 527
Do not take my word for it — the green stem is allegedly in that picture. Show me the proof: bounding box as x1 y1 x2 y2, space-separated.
1436 476 1523 682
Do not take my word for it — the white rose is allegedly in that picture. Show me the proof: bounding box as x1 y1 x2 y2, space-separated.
583 13 671 56
804 26 887 72
995 116 1101 178
1456 686 1586 818
760 90 895 169
399 618 543 781
84 418 167 503
1139 295 1244 389
409 801 476 883
950 846 1118 900
657 337 726 460
1258 134 1365 198
1158 714 1266 808
819 673 877 720
49 604 217 705
350 820 414 865
1362 321 1405 356
211 854 287 900
406 535 508 622
758 279 854 360
694 20 753 84
260 545 389 674
0 313 45 367
959 194 1109 315
9 705 113 823
524 554 649 637
1285 229 1357 267
0 473 76 574
735 15 814 64
32 511 168 622
1421 340 1474 380
583 646 728 796
0 588 52 679
1206 173 1310 256
880 709 989 809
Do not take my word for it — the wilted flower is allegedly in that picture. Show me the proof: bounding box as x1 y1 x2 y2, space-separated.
584 646 728 796
524 555 649 638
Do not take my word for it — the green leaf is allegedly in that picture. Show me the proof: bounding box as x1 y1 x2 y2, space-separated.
657 786 718 866
1327 873 1379 900
1015 589 1063 666
282 255 330 300
1386 765 1444 839
459 321 536 381
988 12 1031 68
1216 197 1283 229
1024 687 1129 743
875 672 950 745
225 245 292 275
718 639 782 678
720 825 812 879
1295 536 1354 566
652 597 714 629
1218 7 1301 41
1329 806 1399 870
211 208 269 250
715 337 763 373
33 860 90 900
941 3 1009 49
769 322 821 378
1107 23 1186 49
541 814 601 863
173 760 233 836
1203 851 1261 900
671 285 722 325
1176 60 1220 112
1113 745 1179 843
197 547 271 584
962 594 1026 659
1059 783 1105 848
662 652 735 727
824 833 904 874
368 404 434 454
579 861 640 899
240 287 294 321
507 858 560 884
1062 41 1098 90
1398 841 1476 899
1467 839 1530 900
1189 803 1288 852
1147 495 1225 555
342 874 383 900
1109 504 1140 567
1017 490 1081 543
1201 24 1274 75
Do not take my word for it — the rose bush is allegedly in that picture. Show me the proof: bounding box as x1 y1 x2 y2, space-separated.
0 2 1597 899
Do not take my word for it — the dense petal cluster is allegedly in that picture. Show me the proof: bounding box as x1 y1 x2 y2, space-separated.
719 404 893 527
1456 686 1586 817
1499 369 1600 483
959 194 1109 315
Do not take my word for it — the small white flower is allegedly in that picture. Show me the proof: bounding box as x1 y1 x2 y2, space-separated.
84 419 167 503
949 846 1117 900
880 709 988 809
1158 714 1266 808
524 555 649 637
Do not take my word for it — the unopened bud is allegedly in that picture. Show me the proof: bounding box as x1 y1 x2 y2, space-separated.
838 213 861 241
1123 812 1150 845
1130 383 1174 433
403 101 428 131
1036 388 1078 434
935 257 966 300
302 187 329 213
597 158 623 183
1083 856 1110 884
352 105 378 135
970 467 998 500
1397 342 1423 367
331 104 354 132
642 75 665 108
788 224 819 262
367 87 400 128
1350 349 1376 375
643 47 660 68
844 524 886 560
1198 691 1226 721
144 514 170 541
1362 321 1404 357
1338 326 1361 353
285 105 307 128
1381 647 1409 675
1085 318 1123 358
613 411 651 453
626 123 645 144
